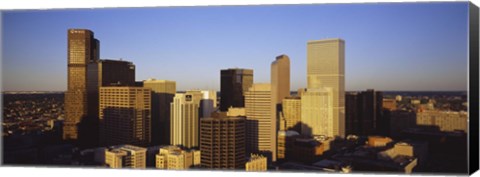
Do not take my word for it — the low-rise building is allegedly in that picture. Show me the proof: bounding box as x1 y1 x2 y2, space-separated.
155 145 200 170
105 145 147 168
245 154 267 171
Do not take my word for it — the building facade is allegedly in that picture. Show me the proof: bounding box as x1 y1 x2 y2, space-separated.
282 97 301 133
345 90 384 136
170 92 202 148
416 110 468 132
105 145 147 168
220 68 253 111
99 87 151 147
200 116 246 169
64 29 99 140
245 83 276 162
143 79 176 145
155 145 200 170
245 154 268 171
301 88 334 137
306 38 345 138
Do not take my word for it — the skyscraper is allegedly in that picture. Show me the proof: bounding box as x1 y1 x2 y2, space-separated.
245 83 276 162
220 68 253 111
345 90 384 136
99 87 151 147
64 29 99 140
271 54 291 122
82 59 135 147
170 92 202 148
306 38 345 138
200 115 246 169
143 79 176 145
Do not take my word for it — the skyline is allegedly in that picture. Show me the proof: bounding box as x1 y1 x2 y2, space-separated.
2 2 469 91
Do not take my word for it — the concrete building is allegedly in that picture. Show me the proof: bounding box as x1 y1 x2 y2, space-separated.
245 154 267 171
170 92 202 148
187 90 217 118
271 55 291 147
105 145 147 168
155 145 200 170
99 87 151 147
245 83 276 162
301 88 334 137
220 68 253 111
306 38 345 138
64 29 99 141
200 115 246 169
282 97 301 133
291 137 325 164
367 136 393 147
143 79 176 145
416 110 468 132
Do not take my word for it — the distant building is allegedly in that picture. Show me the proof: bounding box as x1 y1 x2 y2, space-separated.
200 115 246 169
105 145 147 168
155 145 200 170
99 87 151 147
282 97 301 133
143 79 176 145
245 83 276 162
383 98 397 111
307 38 345 138
301 88 334 137
220 68 253 111
416 110 467 132
395 95 402 102
271 55 291 158
245 154 267 171
187 90 217 118
170 92 202 148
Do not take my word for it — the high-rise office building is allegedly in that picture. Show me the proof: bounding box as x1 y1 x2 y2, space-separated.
155 145 201 170
64 29 99 140
200 115 246 169
82 59 136 147
220 68 253 111
301 88 334 137
271 54 291 133
105 145 147 168
416 110 468 132
345 90 384 136
282 97 301 133
99 87 151 147
170 92 202 148
306 38 345 138
143 79 176 145
245 83 276 162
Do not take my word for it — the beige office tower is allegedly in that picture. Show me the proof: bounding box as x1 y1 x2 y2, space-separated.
99 87 151 147
64 29 99 140
282 97 301 132
301 88 334 137
170 92 202 148
245 83 276 162
416 110 468 132
105 145 147 168
188 90 217 118
155 145 200 170
143 79 176 145
306 38 345 138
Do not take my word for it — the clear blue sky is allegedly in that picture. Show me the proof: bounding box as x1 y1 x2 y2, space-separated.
2 2 469 91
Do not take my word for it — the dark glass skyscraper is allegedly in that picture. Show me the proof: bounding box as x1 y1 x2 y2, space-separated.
345 89 384 136
220 68 253 111
63 29 99 141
